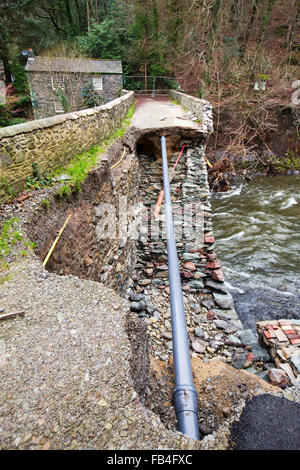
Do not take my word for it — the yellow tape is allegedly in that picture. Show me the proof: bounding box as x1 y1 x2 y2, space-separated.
43 214 72 267
110 148 126 171
205 156 213 168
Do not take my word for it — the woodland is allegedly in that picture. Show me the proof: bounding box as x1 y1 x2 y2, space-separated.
0 0 299 168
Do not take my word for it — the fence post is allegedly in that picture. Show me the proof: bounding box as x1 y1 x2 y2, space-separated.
152 76 156 97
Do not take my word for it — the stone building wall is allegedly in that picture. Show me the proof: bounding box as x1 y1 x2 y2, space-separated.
0 91 134 202
27 71 123 119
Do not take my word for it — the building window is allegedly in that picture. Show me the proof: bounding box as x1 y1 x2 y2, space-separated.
54 100 64 113
51 76 65 91
93 77 103 91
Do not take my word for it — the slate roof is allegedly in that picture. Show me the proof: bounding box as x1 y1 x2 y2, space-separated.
25 57 122 74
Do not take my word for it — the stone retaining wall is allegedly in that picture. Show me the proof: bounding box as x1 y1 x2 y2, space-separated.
28 137 138 293
170 90 213 134
0 91 134 202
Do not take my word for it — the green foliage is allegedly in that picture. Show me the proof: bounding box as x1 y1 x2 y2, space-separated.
56 101 135 198
25 162 54 190
77 18 131 59
0 105 26 128
198 87 206 99
14 95 32 108
11 57 29 94
274 25 288 36
0 218 23 259
54 87 69 113
41 198 50 211
276 149 300 171
81 82 104 108
0 177 16 202
0 274 12 284
56 144 100 198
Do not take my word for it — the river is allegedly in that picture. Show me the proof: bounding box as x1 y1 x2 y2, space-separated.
211 175 300 332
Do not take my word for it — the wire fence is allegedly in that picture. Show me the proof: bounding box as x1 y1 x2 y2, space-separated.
123 75 181 95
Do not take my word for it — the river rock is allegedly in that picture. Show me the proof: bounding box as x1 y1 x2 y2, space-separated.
214 319 229 331
129 293 144 302
130 301 146 312
237 329 258 346
195 327 205 338
192 341 206 354
205 279 228 294
211 269 225 282
251 345 271 362
189 280 204 289
232 352 248 370
213 293 234 310
202 298 215 309
268 368 289 388
183 262 196 271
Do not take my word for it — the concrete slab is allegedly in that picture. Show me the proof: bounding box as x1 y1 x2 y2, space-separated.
131 96 200 131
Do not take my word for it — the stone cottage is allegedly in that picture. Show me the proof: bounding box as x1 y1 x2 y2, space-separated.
25 56 123 119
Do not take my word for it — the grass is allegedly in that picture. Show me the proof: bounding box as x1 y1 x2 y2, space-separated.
0 218 23 259
0 218 35 265
55 144 101 198
0 274 12 285
56 101 135 198
1 101 136 203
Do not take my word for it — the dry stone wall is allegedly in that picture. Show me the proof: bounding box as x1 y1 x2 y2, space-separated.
28 137 139 293
170 90 213 134
0 91 134 202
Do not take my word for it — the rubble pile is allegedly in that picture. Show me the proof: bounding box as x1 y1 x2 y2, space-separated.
257 320 300 387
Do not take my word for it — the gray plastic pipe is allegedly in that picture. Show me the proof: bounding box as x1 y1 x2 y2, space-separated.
160 136 200 440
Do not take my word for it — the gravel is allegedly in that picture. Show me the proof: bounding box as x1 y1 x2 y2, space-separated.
0 253 202 450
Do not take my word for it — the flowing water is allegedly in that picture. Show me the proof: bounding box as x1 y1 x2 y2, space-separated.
211 175 300 332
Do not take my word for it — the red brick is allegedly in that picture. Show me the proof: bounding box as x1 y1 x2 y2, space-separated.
283 329 296 335
211 269 225 282
286 333 298 340
273 329 288 342
264 330 273 339
290 338 300 345
183 262 196 271
181 271 194 279
206 260 222 270
206 252 217 261
246 352 254 363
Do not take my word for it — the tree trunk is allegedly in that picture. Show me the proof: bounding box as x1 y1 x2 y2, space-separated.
86 0 90 30
74 0 84 33
286 0 300 53
240 0 259 58
257 0 276 46
1 55 12 86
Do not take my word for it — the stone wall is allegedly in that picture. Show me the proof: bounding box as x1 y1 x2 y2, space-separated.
27 71 123 119
28 137 139 293
170 90 213 134
0 91 134 202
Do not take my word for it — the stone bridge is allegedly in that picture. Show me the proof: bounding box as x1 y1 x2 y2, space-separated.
0 91 298 451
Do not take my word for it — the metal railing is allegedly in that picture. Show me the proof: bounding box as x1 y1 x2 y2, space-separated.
160 136 200 440
123 75 180 95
